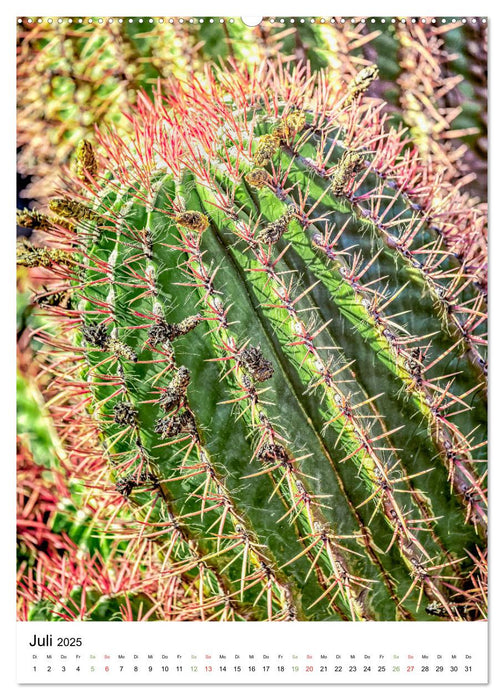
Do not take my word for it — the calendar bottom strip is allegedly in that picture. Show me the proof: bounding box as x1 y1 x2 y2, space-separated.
17 620 488 684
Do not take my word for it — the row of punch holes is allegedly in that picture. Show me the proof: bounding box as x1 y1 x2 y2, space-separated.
18 17 487 26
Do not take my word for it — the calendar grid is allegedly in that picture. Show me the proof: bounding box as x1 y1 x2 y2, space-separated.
17 621 488 684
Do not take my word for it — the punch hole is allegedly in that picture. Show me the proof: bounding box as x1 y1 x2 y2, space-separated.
241 17 262 27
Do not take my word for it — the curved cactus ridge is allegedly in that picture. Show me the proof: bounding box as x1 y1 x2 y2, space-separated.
19 58 487 621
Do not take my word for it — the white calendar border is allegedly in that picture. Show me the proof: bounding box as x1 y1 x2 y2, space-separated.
5 0 503 697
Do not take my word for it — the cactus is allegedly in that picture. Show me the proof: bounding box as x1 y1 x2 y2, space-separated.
17 35 487 621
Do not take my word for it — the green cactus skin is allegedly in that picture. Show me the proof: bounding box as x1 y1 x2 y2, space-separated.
20 58 487 622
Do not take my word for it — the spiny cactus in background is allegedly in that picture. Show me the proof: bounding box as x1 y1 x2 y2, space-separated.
17 55 487 622
16 17 206 204
359 17 488 201
395 19 488 202
443 19 488 198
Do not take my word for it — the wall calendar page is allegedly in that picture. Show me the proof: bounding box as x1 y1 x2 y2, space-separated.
15 11 488 687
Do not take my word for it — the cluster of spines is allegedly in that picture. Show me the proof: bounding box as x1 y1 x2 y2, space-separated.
16 238 76 270
16 347 212 622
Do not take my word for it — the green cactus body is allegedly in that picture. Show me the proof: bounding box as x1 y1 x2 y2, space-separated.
22 59 487 622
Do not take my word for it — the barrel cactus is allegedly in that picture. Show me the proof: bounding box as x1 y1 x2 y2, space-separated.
18 54 487 622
